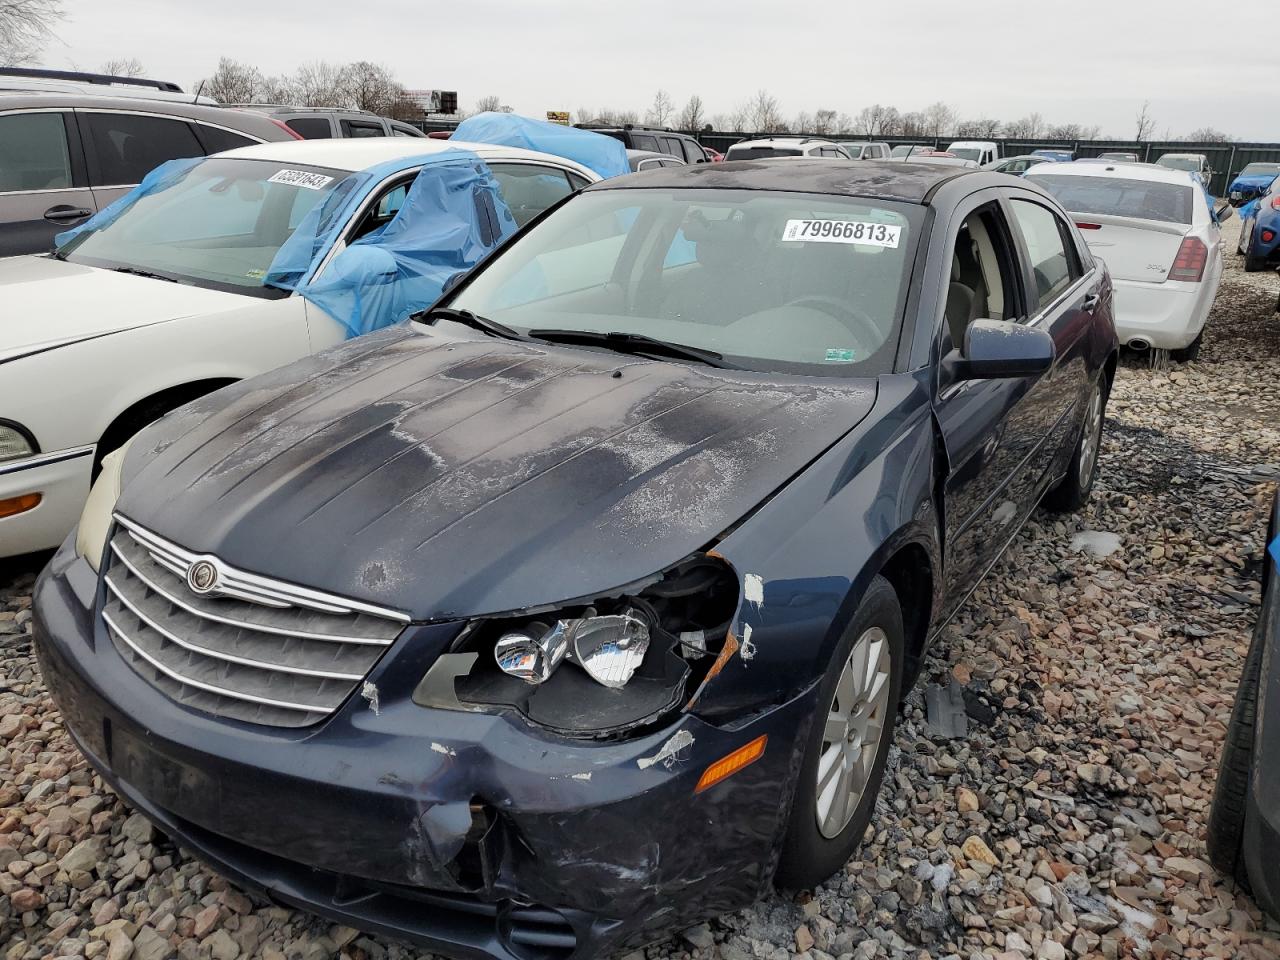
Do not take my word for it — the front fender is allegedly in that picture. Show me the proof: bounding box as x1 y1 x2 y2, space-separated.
691 373 941 720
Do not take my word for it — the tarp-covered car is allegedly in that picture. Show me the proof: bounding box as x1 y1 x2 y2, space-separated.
1227 162 1280 207
33 160 1118 960
0 133 608 559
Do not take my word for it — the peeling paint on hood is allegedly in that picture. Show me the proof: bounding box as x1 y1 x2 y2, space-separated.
119 324 877 620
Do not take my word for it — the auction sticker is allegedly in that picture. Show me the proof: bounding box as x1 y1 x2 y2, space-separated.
267 169 335 190
782 219 901 248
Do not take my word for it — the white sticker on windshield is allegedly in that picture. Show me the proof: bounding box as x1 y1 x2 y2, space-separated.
781 219 902 248
267 169 334 190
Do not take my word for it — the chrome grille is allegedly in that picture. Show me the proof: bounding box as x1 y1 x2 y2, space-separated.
102 515 408 728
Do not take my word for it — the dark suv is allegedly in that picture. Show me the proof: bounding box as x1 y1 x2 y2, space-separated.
0 90 297 256
576 123 711 164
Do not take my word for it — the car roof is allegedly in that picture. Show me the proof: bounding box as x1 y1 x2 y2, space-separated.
727 138 840 150
585 157 982 203
216 136 600 179
1025 160 1197 185
0 92 291 137
1158 153 1206 161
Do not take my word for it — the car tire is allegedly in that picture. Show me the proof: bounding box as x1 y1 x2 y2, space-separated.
1206 607 1265 888
1042 376 1107 513
1245 256 1266 273
775 575 904 889
1171 330 1205 363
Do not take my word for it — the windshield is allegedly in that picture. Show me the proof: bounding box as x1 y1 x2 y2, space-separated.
1157 156 1201 172
1241 163 1280 177
59 157 347 297
1029 173 1194 224
949 148 982 161
726 146 803 159
444 187 921 377
890 146 913 158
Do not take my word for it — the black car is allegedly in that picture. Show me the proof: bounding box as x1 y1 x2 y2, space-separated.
577 122 711 164
34 160 1118 960
1208 491 1280 917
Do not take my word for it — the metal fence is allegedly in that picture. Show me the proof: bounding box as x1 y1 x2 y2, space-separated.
694 133 1280 196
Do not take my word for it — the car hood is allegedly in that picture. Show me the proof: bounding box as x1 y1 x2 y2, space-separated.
0 255 248 363
118 325 877 620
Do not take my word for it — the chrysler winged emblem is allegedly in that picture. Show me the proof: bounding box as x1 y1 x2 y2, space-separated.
186 558 221 596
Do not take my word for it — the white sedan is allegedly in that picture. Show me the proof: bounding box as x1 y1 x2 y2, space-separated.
1026 161 1225 360
0 137 599 558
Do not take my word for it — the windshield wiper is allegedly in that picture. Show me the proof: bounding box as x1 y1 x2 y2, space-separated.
113 266 179 284
423 306 526 341
527 329 742 369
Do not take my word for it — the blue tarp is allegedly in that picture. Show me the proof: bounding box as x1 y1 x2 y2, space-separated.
54 156 204 249
452 112 629 180
265 149 516 339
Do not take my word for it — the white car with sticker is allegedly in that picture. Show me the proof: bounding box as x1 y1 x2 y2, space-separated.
0 137 599 558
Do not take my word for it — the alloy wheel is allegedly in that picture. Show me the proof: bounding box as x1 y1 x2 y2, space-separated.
1078 385 1104 490
815 626 893 839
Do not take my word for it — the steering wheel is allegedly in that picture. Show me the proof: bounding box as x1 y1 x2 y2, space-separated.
783 296 883 348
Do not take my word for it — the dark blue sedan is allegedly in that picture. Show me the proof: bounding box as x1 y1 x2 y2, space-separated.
33 160 1119 960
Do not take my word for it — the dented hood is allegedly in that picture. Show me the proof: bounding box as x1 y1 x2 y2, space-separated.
118 325 876 620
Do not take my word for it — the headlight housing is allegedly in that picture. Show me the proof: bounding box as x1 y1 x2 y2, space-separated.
0 424 36 464
420 554 740 739
75 438 135 572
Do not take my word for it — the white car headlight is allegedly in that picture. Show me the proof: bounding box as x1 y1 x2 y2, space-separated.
75 437 135 572
0 425 36 464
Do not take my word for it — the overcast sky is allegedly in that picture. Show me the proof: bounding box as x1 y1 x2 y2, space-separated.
43 0 1277 141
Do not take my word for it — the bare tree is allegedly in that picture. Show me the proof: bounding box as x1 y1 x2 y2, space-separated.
473 95 504 115
923 101 957 138
835 112 855 135
1080 124 1102 140
1134 101 1156 141
1003 113 1045 139
812 108 838 136
956 117 1001 138
100 57 145 77
291 61 347 107
711 107 749 132
339 61 404 115
0 0 61 65
854 104 899 138
1046 123 1084 140
745 89 786 133
792 111 814 133
899 111 928 138
200 58 264 104
677 94 705 131
1187 126 1232 143
646 89 674 127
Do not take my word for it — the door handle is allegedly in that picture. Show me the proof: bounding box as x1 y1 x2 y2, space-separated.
1081 292 1100 312
43 205 92 223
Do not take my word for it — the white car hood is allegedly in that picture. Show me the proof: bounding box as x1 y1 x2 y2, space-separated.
0 256 251 364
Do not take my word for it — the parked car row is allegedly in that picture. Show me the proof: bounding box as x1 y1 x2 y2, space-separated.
3 94 1124 958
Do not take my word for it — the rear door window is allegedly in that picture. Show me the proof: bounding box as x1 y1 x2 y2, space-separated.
680 138 706 163
659 137 684 158
1010 199 1078 312
488 163 576 227
285 117 333 139
192 124 257 154
341 119 386 138
83 112 203 186
630 134 658 151
0 112 73 192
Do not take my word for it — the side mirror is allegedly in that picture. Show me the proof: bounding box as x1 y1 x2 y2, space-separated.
948 319 1055 381
1214 200 1234 223
441 269 468 294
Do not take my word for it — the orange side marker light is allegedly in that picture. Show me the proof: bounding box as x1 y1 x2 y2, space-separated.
695 735 767 794
0 493 41 519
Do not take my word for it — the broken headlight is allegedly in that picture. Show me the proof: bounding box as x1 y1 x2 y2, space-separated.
417 554 739 738
495 609 650 689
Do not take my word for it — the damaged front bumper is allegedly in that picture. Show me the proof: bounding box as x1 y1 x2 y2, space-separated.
33 537 817 960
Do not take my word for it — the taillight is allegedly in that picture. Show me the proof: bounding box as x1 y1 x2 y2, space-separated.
1263 229 1277 244
1075 222 1102 231
270 118 304 141
1168 236 1207 282
1271 196 1280 210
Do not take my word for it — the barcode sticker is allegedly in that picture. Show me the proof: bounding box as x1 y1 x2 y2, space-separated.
781 219 902 248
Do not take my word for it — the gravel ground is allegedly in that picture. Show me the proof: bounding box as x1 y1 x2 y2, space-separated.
3 218 1280 959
